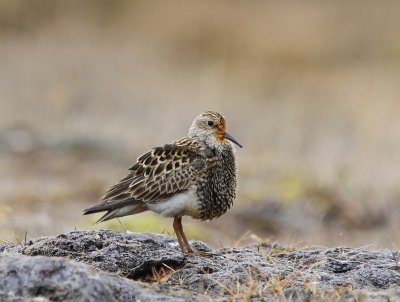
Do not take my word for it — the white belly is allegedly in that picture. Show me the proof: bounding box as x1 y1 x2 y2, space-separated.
147 188 200 218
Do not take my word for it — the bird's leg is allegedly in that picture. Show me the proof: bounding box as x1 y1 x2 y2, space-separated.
180 224 214 256
173 216 187 253
179 223 194 254
173 217 193 253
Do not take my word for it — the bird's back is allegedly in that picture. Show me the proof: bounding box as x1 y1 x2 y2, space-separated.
83 137 209 221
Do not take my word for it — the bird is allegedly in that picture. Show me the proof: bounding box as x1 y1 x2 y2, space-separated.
83 111 242 253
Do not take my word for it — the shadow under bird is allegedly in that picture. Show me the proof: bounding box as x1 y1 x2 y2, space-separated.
83 111 242 253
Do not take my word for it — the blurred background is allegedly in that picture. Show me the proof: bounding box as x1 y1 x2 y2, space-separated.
1 0 400 249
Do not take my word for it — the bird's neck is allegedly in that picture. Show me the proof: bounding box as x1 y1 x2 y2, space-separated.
190 134 231 153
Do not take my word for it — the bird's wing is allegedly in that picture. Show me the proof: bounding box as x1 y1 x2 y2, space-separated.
101 139 207 206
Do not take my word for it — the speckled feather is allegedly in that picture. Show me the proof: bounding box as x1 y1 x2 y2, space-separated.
104 138 208 203
83 111 239 223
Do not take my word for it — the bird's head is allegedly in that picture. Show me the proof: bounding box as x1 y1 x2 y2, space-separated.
188 111 242 149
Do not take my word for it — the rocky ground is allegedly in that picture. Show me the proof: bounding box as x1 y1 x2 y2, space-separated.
1 230 400 301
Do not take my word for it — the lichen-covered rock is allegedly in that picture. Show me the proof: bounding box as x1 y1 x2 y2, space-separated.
2 230 400 301
0 254 186 302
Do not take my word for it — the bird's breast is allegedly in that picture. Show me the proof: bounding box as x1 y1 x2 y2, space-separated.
196 148 237 220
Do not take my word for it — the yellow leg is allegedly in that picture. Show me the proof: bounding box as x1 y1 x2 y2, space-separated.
173 217 194 253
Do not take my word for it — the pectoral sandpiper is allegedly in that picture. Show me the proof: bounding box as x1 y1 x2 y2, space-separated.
83 111 242 253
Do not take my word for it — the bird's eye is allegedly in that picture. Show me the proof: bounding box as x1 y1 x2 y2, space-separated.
207 121 214 126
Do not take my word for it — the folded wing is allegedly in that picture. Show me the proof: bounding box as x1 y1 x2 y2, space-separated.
83 139 207 220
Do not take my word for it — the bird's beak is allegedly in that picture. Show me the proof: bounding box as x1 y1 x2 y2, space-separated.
224 132 243 148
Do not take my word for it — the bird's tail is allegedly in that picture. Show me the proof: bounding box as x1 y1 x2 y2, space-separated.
83 199 146 223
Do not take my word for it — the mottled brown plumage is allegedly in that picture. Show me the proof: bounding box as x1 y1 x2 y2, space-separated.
83 111 241 253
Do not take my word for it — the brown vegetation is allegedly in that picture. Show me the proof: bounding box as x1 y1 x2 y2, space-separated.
1 1 400 249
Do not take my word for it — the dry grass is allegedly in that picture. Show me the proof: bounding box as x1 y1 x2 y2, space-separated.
161 242 364 301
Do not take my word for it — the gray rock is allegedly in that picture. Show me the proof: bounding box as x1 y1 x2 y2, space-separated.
1 230 400 301
0 254 186 302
